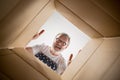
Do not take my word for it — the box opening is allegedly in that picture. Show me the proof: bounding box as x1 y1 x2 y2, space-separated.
26 11 91 66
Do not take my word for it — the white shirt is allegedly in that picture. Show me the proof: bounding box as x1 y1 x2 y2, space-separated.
32 43 66 75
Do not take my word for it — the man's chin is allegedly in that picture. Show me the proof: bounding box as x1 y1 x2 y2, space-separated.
54 49 62 52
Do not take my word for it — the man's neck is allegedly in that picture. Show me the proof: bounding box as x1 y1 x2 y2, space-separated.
50 48 60 56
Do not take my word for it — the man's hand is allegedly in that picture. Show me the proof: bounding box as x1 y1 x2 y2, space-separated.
32 29 45 39
68 53 73 66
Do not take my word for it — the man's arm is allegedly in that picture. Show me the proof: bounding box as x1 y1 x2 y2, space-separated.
32 30 45 39
67 53 73 66
25 29 45 54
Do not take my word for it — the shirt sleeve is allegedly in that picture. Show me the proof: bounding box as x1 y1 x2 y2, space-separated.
57 56 67 75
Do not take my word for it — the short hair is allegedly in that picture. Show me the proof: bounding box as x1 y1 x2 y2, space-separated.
55 33 70 45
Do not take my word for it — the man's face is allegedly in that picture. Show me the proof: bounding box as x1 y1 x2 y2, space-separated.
52 35 69 52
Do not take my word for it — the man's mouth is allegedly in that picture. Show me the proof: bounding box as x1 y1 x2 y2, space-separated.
55 46 61 50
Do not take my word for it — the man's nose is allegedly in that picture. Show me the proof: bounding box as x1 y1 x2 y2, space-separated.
57 42 63 46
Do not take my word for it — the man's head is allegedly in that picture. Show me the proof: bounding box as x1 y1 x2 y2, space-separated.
52 33 70 52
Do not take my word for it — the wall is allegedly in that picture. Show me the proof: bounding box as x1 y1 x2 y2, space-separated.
62 37 120 80
0 0 55 48
55 0 120 38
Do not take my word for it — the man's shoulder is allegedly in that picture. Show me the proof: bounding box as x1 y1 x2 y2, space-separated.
34 43 49 48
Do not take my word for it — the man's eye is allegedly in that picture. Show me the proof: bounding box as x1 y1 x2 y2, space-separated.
63 42 66 46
